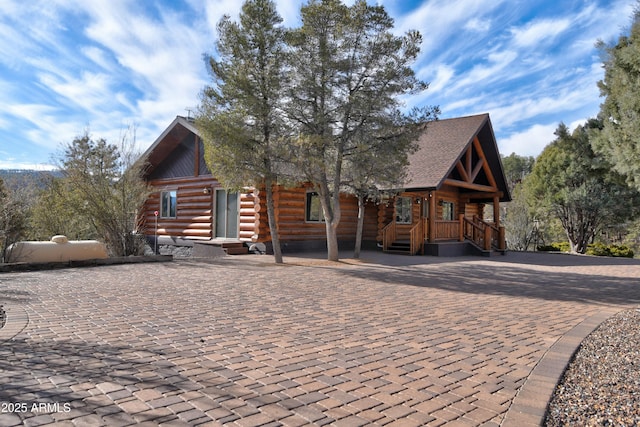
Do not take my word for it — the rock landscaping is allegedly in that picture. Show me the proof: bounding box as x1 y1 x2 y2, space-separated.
546 308 640 426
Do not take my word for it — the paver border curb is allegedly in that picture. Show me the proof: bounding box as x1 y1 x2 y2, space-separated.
501 308 621 427
0 303 29 343
0 255 173 272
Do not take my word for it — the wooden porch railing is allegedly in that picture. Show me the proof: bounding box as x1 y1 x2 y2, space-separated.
383 216 505 255
409 219 424 255
382 221 396 252
461 215 506 251
434 220 459 240
382 219 426 255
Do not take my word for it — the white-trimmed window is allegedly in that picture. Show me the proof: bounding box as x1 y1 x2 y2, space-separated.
160 190 177 218
305 191 324 222
395 197 412 224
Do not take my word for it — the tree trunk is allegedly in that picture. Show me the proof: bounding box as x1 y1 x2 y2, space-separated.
567 230 587 254
318 181 340 262
354 194 365 258
324 221 338 261
264 177 283 264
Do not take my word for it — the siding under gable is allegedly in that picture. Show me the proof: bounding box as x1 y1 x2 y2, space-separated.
148 134 211 180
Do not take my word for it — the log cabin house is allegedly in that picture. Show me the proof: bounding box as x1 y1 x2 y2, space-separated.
140 113 510 256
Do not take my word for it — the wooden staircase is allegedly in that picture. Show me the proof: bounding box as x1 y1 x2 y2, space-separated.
462 216 506 255
385 240 413 254
382 216 506 257
382 220 425 255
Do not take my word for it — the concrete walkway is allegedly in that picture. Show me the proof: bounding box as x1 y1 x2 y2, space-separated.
1 251 639 426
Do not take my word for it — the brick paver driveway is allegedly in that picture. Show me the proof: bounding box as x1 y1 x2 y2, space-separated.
1 251 640 427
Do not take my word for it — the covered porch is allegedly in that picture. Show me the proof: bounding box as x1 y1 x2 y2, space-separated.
379 188 507 256
377 115 511 256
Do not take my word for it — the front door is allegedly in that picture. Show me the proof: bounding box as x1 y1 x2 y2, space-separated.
215 190 239 238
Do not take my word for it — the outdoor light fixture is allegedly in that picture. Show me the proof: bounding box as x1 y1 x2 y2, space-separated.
203 187 211 195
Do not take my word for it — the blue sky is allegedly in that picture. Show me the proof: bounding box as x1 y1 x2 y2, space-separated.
0 0 634 170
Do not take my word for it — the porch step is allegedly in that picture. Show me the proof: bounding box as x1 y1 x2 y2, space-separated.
193 240 249 256
218 241 249 255
225 246 249 255
424 240 505 257
465 239 507 257
385 241 413 254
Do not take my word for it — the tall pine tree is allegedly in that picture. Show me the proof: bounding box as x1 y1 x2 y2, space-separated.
197 0 288 263
285 0 432 261
593 6 640 190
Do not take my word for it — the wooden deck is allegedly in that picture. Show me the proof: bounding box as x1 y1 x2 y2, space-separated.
383 215 506 256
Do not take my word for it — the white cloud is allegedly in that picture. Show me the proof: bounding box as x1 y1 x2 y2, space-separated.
0 22 25 69
274 0 302 25
441 96 485 113
426 64 455 94
499 123 558 157
0 1 70 67
6 103 84 150
490 91 581 130
81 46 115 71
1 0 638 170
453 50 518 90
396 0 506 55
38 71 114 113
510 18 571 48
78 1 212 125
465 18 491 33
576 0 634 45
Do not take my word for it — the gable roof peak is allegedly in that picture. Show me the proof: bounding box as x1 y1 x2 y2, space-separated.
403 112 510 201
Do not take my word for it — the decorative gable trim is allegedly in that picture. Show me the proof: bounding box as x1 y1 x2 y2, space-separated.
444 136 499 193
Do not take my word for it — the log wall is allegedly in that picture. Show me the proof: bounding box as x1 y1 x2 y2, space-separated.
143 176 219 240
463 202 481 219
239 190 258 242
143 178 378 246
253 186 378 244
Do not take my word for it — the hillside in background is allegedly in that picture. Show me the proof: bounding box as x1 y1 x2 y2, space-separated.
0 169 62 194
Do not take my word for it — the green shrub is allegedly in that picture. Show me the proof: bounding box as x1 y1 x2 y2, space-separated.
608 244 634 258
537 242 570 252
586 243 634 258
586 242 610 257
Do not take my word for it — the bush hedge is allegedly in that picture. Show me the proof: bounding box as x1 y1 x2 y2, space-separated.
586 243 634 258
537 242 570 252
537 242 634 258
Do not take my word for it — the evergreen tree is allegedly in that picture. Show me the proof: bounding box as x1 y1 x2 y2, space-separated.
285 0 431 261
197 0 288 263
0 178 28 262
501 153 535 191
593 7 640 190
527 120 639 253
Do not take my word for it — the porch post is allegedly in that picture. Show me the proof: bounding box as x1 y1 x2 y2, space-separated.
493 195 500 227
428 191 436 242
484 225 492 251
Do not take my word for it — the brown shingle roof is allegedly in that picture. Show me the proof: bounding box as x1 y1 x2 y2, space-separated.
405 113 495 188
